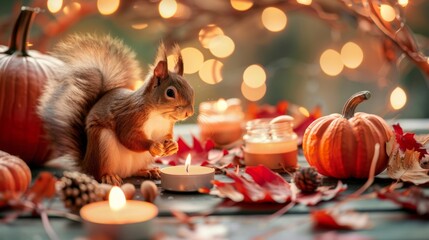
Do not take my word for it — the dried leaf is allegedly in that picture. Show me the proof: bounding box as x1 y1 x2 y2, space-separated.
311 209 371 230
295 181 347 206
387 146 429 185
378 186 429 215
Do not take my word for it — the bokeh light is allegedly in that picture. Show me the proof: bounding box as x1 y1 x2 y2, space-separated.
181 47 204 74
297 0 312 5
243 64 266 88
298 107 310 117
199 59 224 84
97 0 120 15
241 82 266 101
398 0 408 7
380 4 396 22
47 0 63 13
199 24 224 49
215 98 228 112
209 35 235 58
230 0 253 11
390 87 407 110
159 0 178 19
131 23 148 30
63 2 81 15
341 42 364 69
167 54 176 72
261 7 287 32
320 49 344 76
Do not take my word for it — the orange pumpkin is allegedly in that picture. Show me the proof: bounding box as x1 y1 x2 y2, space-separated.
0 150 32 206
0 7 63 165
302 91 392 179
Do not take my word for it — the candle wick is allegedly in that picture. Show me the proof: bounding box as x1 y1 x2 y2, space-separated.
186 164 190 175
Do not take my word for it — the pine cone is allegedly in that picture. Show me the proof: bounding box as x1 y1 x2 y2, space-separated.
293 167 321 193
56 171 105 211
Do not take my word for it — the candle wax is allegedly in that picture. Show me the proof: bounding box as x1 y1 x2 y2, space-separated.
80 200 158 224
160 165 215 192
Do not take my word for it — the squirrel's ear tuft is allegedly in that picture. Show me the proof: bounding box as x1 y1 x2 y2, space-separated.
154 42 167 65
173 44 183 76
154 60 168 80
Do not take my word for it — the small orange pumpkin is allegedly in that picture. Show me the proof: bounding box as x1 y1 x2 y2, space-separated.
302 91 392 179
0 150 32 206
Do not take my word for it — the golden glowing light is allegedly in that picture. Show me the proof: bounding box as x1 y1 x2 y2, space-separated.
199 59 224 85
261 7 287 32
230 0 253 11
209 35 235 58
297 0 312 5
131 23 148 30
243 64 266 88
298 107 310 117
320 49 344 76
199 24 224 49
159 0 177 19
181 47 204 74
63 2 81 15
398 0 408 7
47 0 63 13
97 0 120 15
390 87 407 110
380 4 396 22
241 82 266 101
341 42 364 69
109 186 126 211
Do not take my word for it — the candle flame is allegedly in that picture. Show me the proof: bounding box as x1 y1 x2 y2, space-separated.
185 154 191 174
215 98 228 112
109 186 126 211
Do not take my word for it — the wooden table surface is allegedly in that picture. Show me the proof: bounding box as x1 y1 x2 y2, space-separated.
1 120 428 240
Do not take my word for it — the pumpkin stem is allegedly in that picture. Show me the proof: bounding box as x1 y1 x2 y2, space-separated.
4 7 41 56
342 91 371 119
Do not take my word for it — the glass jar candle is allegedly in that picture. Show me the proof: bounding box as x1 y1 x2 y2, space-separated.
243 115 298 170
197 98 244 147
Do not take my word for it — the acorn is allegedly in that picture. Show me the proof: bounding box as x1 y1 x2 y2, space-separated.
140 180 158 203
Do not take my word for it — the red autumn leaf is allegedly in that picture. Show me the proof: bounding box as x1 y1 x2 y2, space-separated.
210 165 293 203
295 181 347 206
393 124 428 159
245 165 292 203
377 186 429 215
156 136 220 166
24 172 57 204
311 209 371 230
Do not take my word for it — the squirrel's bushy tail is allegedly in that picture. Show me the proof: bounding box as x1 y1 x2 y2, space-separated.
38 34 142 162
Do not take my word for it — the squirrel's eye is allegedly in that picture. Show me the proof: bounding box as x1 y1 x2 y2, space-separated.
165 87 176 99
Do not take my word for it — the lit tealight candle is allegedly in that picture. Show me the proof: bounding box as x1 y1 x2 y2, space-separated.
197 98 244 147
160 154 215 192
80 186 158 240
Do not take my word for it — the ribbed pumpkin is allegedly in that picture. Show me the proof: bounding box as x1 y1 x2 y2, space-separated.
0 7 63 165
0 150 32 206
302 91 392 179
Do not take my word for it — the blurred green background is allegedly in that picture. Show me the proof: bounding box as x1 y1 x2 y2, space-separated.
1 0 429 124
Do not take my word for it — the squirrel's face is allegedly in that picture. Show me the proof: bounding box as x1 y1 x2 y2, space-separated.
145 49 194 121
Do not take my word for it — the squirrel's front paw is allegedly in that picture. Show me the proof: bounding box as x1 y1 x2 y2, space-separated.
101 174 123 186
149 141 165 157
163 139 178 156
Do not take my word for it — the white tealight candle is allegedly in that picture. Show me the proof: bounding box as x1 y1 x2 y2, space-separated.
80 186 158 240
160 154 215 192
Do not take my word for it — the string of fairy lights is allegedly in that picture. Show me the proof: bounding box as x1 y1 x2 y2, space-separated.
39 0 419 112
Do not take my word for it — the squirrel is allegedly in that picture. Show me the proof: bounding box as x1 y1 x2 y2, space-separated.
38 34 195 185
